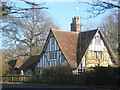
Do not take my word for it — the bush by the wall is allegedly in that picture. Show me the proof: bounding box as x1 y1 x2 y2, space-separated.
81 67 120 86
29 66 120 87
40 66 74 84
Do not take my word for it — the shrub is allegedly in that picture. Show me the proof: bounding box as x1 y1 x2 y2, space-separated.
29 66 120 86
40 66 74 84
82 67 120 86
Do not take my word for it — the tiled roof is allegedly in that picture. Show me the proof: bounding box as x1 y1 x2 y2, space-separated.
14 60 23 69
8 60 23 69
20 55 40 70
52 29 79 68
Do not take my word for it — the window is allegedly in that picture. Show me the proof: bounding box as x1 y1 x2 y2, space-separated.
61 54 65 62
98 51 102 59
50 52 57 59
94 51 97 59
95 35 101 44
51 37 55 50
94 51 102 59
51 44 55 50
51 37 54 44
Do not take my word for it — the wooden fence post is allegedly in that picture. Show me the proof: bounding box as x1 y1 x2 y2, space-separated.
11 76 13 82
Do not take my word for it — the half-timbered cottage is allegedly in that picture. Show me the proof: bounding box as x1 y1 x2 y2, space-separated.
8 60 23 75
20 16 118 75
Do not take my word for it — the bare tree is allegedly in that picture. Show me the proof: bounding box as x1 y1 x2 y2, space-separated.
99 11 118 54
0 0 48 18
82 21 98 31
79 1 120 18
2 8 59 61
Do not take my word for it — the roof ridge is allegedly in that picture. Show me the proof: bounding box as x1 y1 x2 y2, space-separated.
51 28 98 33
82 29 98 33
51 28 79 34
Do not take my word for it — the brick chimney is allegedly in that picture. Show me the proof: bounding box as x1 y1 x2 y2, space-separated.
71 16 81 32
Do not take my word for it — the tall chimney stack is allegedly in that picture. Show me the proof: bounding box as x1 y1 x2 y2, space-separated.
71 16 81 32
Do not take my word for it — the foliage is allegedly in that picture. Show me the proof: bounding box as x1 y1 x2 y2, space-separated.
1 66 120 87
34 66 120 86
1 52 10 75
41 66 72 76
2 75 32 82
81 67 120 86
40 66 74 84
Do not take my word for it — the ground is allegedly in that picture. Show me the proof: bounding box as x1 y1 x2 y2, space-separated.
1 83 120 90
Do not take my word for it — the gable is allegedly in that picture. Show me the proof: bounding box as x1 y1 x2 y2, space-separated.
79 30 118 67
36 30 67 68
8 60 23 69
86 31 113 66
76 31 118 73
77 29 98 64
88 31 108 51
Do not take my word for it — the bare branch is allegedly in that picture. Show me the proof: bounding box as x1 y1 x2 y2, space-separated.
2 8 58 60
79 1 120 18
0 7 48 18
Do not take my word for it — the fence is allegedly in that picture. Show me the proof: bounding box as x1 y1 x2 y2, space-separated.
1 75 77 84
1 75 34 83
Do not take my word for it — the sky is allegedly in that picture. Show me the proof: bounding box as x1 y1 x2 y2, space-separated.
44 2 111 31
1 1 113 49
0 1 114 49
13 1 112 31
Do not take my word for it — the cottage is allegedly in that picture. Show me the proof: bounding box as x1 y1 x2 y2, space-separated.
20 16 118 75
8 59 23 75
